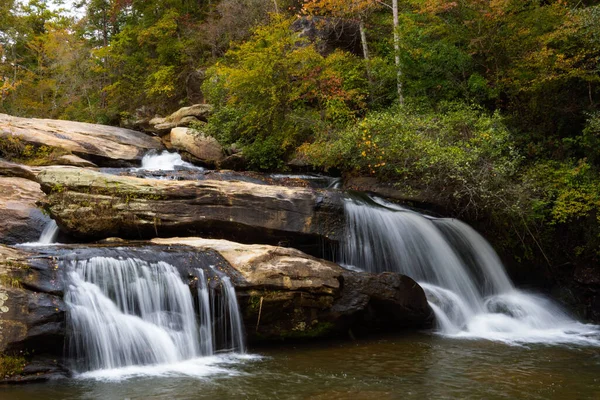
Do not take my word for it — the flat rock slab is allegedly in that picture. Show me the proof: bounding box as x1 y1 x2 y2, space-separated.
0 113 164 165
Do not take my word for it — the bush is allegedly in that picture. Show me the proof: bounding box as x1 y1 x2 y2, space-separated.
302 102 521 216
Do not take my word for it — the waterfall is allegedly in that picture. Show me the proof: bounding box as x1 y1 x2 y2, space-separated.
38 219 60 244
342 196 600 345
140 150 203 171
64 256 246 374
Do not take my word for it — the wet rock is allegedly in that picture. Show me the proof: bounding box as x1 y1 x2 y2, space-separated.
0 246 67 382
152 238 433 341
334 271 433 333
0 113 164 166
0 177 48 244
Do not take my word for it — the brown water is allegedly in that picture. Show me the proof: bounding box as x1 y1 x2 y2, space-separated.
2 333 599 400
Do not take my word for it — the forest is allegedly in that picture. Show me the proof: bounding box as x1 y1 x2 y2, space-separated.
1 0 599 289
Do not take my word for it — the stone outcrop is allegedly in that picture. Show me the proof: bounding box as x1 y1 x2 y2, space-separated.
0 113 164 166
152 238 432 341
0 177 49 245
35 167 344 254
145 238 434 341
169 126 224 164
0 246 67 382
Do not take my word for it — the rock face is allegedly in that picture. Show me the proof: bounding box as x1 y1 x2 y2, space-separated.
35 166 344 255
0 245 67 382
169 127 224 164
0 177 49 244
0 113 164 166
152 238 433 341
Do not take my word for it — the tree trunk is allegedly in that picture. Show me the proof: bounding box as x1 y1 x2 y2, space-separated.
392 0 404 105
359 17 370 62
358 15 373 96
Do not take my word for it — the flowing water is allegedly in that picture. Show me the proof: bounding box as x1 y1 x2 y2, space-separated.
63 255 245 377
341 196 600 346
139 150 204 171
17 219 61 246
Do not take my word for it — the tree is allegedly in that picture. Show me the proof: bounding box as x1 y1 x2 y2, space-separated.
203 16 368 169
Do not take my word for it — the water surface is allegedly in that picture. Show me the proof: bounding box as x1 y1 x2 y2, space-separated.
2 333 599 400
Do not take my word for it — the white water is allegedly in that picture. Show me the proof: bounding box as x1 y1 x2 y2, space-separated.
140 150 203 171
18 219 60 246
38 219 60 244
342 197 600 346
65 256 246 376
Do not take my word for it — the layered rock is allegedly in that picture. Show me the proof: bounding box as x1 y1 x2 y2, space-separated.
152 238 433 341
35 166 344 254
0 177 49 245
0 113 164 166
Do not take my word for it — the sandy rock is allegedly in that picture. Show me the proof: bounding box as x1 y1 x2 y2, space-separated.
0 113 164 166
169 127 224 163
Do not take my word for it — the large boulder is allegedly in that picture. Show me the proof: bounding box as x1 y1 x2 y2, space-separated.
34 166 344 255
152 238 433 341
0 113 164 167
0 177 49 245
169 126 224 164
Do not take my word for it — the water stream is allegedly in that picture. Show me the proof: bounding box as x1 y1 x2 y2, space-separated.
63 255 246 378
341 196 600 345
139 151 203 172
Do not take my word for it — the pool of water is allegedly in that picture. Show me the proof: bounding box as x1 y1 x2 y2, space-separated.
2 333 599 400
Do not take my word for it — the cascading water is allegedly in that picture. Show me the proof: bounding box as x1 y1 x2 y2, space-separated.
38 219 60 244
342 196 600 345
140 150 204 171
64 255 246 379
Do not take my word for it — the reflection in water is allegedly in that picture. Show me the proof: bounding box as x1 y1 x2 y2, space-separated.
2 334 599 400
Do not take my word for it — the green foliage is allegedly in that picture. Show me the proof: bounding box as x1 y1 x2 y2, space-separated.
203 16 368 170
303 102 521 215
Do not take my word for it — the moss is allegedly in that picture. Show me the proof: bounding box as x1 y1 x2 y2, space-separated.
0 354 26 379
0 274 22 288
